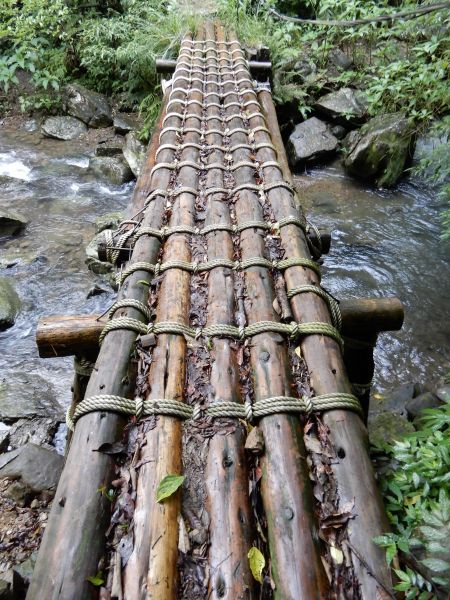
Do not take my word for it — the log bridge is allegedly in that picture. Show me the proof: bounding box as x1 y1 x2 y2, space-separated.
29 22 404 600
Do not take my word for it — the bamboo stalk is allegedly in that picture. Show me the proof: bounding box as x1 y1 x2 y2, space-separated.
122 30 204 600
254 76 393 595
217 24 329 599
26 59 180 600
203 21 254 599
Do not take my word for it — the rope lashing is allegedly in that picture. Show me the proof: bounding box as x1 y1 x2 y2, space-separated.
67 392 362 430
287 284 342 331
66 396 194 431
116 255 321 286
99 316 148 345
108 299 152 322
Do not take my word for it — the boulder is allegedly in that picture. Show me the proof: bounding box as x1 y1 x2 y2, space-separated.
0 372 63 423
436 385 450 403
405 392 443 420
368 412 415 447
90 156 133 185
114 112 143 135
328 49 353 71
94 211 123 234
8 418 59 449
41 116 87 141
85 231 113 275
315 87 367 124
0 277 20 331
0 211 27 235
344 113 415 188
95 139 124 157
0 425 10 452
64 83 112 128
287 117 338 167
0 443 63 492
123 131 146 177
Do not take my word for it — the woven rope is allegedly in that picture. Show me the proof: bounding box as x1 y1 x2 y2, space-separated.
117 255 320 286
99 317 147 344
287 285 342 330
67 391 362 430
108 299 152 322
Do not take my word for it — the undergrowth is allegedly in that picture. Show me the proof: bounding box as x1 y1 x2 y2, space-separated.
372 397 450 599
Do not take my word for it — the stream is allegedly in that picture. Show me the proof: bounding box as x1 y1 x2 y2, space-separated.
0 122 449 431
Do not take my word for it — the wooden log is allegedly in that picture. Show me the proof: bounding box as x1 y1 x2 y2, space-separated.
218 24 329 599
122 30 203 599
255 76 393 595
26 65 178 600
203 21 254 599
35 297 404 358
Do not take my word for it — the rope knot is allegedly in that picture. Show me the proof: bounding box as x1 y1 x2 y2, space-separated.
154 262 161 277
233 260 241 271
192 405 202 420
290 323 299 338
161 226 168 238
147 322 154 334
244 399 253 422
192 261 199 274
238 325 245 340
195 327 203 340
135 397 144 420
303 396 313 415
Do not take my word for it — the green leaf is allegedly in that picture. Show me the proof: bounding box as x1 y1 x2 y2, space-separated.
156 474 184 503
248 546 265 584
421 558 450 573
87 572 104 586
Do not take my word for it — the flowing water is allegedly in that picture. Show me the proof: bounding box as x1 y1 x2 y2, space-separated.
0 124 449 431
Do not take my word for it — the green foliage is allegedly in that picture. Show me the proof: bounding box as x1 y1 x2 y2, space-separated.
373 402 450 598
156 473 185 503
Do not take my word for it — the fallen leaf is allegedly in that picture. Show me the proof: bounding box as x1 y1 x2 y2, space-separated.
294 346 302 358
248 546 265 583
156 474 185 503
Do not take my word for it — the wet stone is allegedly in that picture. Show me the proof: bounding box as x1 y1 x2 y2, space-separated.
64 83 112 128
436 385 450 403
95 139 124 157
95 211 123 233
315 87 368 125
123 131 146 178
405 392 442 420
0 278 21 331
0 372 62 423
90 156 134 185
287 117 338 168
344 112 415 188
0 211 27 235
114 112 142 135
368 412 415 447
41 116 87 141
0 443 63 492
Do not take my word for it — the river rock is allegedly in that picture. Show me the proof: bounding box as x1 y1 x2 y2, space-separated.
85 231 113 275
287 117 338 167
90 156 133 185
328 49 353 70
95 211 123 233
64 83 112 128
0 211 27 235
114 112 142 135
41 116 87 141
436 385 450 402
95 139 124 157
0 277 20 331
8 418 58 449
368 412 415 447
405 392 442 420
123 131 146 177
315 87 367 124
0 372 63 423
0 443 63 492
344 113 415 188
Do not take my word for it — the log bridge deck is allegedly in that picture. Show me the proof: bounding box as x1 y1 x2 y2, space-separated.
30 22 403 600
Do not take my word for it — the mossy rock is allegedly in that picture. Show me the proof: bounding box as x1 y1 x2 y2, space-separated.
344 112 415 188
368 411 415 447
